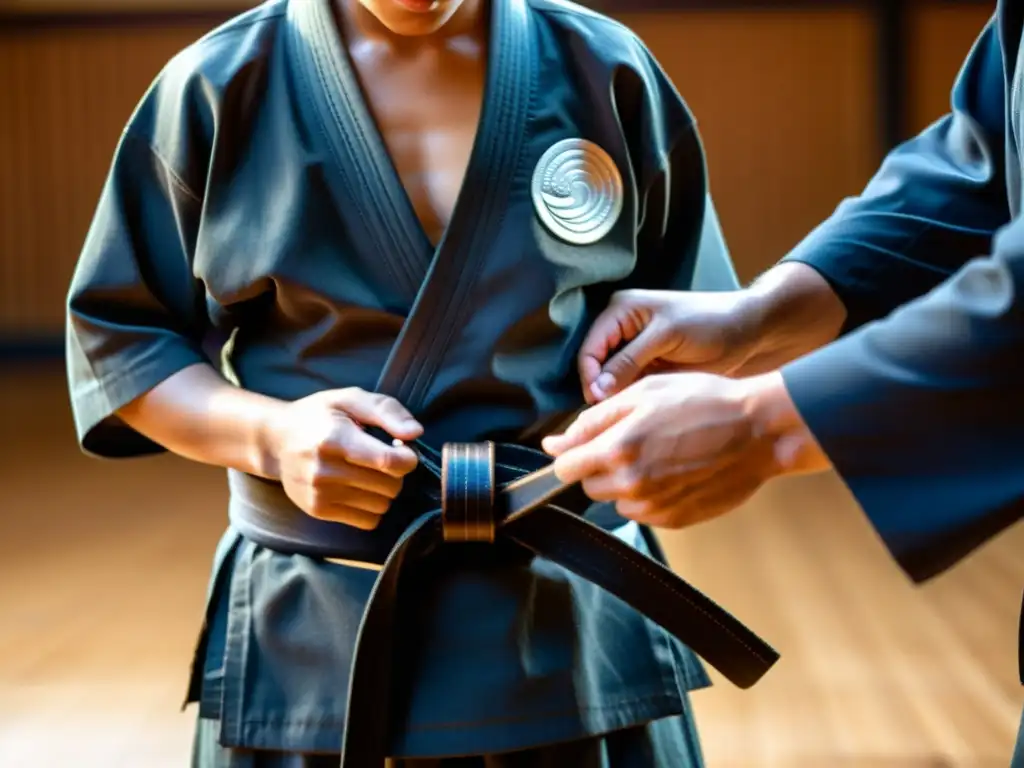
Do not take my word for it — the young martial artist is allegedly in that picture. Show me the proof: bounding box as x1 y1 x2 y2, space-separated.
66 0 769 765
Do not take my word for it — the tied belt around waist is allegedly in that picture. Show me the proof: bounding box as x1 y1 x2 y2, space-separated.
229 439 780 767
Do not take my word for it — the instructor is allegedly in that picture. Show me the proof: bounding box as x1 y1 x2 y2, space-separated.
546 5 1024 758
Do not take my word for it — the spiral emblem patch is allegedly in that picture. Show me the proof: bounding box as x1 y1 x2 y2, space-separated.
531 138 623 245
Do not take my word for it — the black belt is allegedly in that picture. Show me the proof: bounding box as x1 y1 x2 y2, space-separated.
230 437 780 767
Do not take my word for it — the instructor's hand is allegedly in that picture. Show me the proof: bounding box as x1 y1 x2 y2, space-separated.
543 372 829 529
580 264 847 402
579 289 763 403
264 388 423 530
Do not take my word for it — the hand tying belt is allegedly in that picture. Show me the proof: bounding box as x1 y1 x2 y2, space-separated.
335 438 779 768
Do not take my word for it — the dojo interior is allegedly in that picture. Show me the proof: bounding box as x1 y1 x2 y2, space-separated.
0 1 1017 766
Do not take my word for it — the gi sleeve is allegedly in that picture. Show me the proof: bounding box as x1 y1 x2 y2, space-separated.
67 125 210 459
628 42 740 293
782 215 1024 582
781 17 1010 332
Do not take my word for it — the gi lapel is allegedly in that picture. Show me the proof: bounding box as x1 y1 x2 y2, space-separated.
286 0 434 307
287 0 533 413
368 0 533 410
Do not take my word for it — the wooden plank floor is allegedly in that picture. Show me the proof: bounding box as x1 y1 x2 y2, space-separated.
1 366 1021 767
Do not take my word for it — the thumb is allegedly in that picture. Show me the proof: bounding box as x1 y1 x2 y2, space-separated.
542 395 633 460
590 326 673 401
324 389 424 441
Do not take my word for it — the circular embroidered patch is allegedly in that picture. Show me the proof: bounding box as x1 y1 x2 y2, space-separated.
531 138 624 245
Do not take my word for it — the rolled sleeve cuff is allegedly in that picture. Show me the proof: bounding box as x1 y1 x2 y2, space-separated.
780 218 959 336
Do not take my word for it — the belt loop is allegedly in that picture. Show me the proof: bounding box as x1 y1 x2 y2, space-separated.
441 442 497 542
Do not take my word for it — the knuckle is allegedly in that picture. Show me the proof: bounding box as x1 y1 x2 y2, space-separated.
306 460 331 489
572 410 596 430
361 516 382 531
372 393 404 417
616 467 647 498
581 478 608 501
378 475 403 499
376 449 400 473
664 502 692 530
305 492 330 520
622 500 654 519
366 496 391 515
332 430 359 459
609 439 641 467
346 514 378 531
313 438 336 461
389 451 417 476
611 352 639 375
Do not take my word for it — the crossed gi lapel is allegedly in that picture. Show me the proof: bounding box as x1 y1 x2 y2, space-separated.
287 0 533 404
286 0 435 306
369 0 533 409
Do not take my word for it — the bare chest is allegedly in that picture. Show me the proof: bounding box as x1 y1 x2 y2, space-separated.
349 47 486 245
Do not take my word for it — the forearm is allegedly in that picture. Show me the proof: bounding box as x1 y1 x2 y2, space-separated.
116 363 287 479
735 262 847 375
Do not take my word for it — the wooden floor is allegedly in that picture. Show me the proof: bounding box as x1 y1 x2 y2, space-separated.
1 366 1022 767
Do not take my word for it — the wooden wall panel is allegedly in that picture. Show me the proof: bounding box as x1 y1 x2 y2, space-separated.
907 2 994 135
0 23 216 335
0 5 947 336
619 8 877 281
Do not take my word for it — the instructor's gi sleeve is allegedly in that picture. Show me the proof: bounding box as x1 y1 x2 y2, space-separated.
66 125 209 459
782 217 1024 582
781 17 1010 332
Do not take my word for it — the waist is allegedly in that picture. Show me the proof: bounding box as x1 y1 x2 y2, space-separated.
227 442 614 566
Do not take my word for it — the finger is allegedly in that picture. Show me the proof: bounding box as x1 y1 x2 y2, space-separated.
311 480 397 515
613 477 698 522
622 464 764 529
324 424 420 478
311 459 405 498
325 389 424 441
548 411 638 485
592 327 673 400
310 503 384 531
577 296 648 397
542 395 634 457
577 307 630 384
585 468 663 505
580 356 604 405
629 484 758 530
580 474 621 502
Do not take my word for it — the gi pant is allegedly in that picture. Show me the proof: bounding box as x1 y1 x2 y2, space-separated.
191 711 705 768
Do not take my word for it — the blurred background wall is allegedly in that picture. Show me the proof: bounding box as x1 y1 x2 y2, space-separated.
0 0 995 357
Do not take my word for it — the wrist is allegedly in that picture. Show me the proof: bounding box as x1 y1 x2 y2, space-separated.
736 263 847 373
740 371 832 476
251 399 289 480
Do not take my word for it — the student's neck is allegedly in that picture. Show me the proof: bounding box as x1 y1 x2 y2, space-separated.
338 1 487 49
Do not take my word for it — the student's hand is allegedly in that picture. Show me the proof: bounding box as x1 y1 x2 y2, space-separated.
543 371 830 529
263 388 423 530
579 263 846 402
